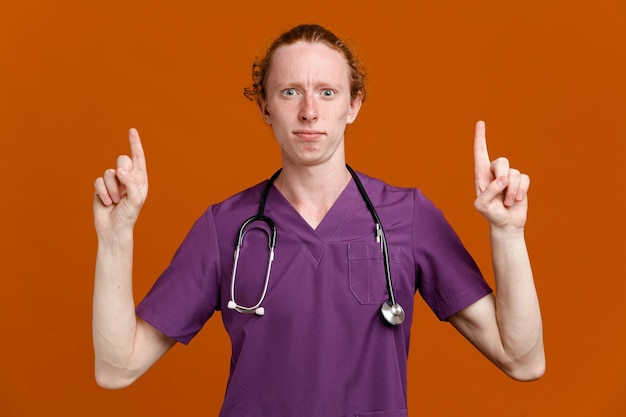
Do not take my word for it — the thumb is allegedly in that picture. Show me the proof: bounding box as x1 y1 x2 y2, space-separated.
116 167 145 208
475 176 508 207
117 154 132 171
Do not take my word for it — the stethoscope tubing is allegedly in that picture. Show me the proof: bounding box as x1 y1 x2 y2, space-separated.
345 165 398 308
227 165 404 325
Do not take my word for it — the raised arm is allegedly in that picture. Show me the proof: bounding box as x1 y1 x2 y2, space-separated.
448 121 545 381
92 128 175 389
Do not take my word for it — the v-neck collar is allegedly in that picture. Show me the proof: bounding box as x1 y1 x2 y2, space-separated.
264 177 361 262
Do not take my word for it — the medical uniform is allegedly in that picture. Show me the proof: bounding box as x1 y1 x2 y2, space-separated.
136 171 492 417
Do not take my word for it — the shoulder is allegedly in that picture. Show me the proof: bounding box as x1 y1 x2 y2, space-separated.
355 171 411 195
178 180 268 240
213 181 266 211
355 171 435 210
169 179 271 254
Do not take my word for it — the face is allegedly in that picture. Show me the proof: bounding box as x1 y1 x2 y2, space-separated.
258 41 362 168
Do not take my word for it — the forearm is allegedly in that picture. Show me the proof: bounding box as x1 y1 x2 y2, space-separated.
490 226 544 373
92 229 138 374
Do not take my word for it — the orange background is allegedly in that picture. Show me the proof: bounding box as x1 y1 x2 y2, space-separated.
1 1 625 416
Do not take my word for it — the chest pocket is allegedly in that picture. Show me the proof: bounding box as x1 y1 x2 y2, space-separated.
348 243 400 305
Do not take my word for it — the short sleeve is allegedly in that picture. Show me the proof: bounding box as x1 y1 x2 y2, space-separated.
412 190 492 320
136 208 222 344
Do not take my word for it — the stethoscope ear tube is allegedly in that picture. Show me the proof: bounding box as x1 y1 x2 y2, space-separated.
228 218 276 315
228 172 279 316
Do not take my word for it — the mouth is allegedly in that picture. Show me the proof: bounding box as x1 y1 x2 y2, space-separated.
293 130 325 140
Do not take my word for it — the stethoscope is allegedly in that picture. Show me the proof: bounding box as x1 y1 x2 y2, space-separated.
227 165 405 326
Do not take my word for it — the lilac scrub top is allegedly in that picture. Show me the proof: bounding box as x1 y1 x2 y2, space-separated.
136 171 492 417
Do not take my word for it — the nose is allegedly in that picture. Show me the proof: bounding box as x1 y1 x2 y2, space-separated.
299 95 318 122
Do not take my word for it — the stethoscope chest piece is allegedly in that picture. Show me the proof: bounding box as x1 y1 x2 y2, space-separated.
381 301 405 326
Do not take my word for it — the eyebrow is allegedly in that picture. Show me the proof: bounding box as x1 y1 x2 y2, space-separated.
273 81 345 91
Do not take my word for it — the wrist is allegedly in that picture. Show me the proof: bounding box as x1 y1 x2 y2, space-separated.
489 224 526 241
97 227 134 247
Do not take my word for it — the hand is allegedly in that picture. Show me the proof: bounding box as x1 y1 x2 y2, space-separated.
473 121 530 230
93 128 148 234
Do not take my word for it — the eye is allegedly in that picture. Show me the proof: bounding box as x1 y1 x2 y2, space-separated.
321 89 335 97
282 88 297 96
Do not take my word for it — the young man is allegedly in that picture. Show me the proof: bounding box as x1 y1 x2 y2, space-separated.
93 24 544 416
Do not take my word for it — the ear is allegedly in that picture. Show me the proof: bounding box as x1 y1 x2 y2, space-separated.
346 92 363 125
257 97 272 125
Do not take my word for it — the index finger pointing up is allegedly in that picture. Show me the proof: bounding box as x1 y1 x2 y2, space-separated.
474 120 492 194
128 128 147 174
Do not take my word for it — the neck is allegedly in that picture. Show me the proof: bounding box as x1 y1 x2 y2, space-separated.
274 161 351 229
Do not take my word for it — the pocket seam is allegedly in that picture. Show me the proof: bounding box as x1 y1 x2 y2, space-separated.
348 243 400 305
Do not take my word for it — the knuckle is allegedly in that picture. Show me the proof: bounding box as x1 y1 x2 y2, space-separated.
473 195 489 211
117 155 131 166
491 157 510 172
